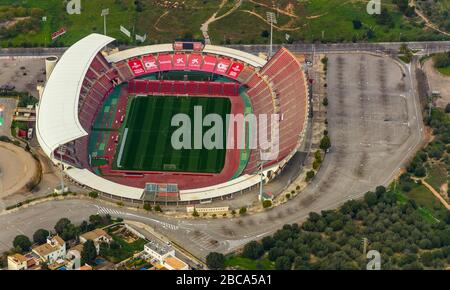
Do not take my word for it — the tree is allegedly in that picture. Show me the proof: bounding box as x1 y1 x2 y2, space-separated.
206 252 225 269
81 240 97 265
33 229 49 245
54 218 71 235
61 223 79 241
261 30 269 38
320 136 331 151
154 205 163 212
414 166 426 177
242 241 264 259
364 191 378 207
239 207 247 215
275 256 292 270
13 235 31 253
89 214 103 227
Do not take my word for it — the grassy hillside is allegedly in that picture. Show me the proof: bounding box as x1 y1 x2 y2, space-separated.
1 0 449 47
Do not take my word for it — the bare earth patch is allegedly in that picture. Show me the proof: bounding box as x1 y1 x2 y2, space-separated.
423 59 450 108
0 142 38 198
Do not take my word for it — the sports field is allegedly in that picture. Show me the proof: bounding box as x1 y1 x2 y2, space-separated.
114 95 231 173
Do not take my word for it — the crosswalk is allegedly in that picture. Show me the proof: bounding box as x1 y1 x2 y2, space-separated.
95 205 127 216
94 205 179 231
156 221 179 231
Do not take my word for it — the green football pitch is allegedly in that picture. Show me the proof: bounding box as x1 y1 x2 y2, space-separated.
113 95 231 173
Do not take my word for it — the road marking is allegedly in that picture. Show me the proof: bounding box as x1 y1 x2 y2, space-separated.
94 205 180 230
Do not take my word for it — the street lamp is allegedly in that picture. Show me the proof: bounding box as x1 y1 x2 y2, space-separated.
266 12 277 58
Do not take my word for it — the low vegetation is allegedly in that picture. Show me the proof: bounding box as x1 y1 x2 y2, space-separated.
433 52 450 76
0 0 448 47
221 106 450 270
221 187 449 269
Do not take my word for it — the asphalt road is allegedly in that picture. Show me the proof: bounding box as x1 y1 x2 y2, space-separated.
0 52 424 260
0 41 449 58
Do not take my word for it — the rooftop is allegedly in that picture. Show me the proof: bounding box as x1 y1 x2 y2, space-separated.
8 253 27 263
32 236 65 257
80 228 112 241
164 256 188 270
145 240 173 256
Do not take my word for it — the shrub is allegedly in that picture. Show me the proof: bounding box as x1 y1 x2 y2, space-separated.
262 200 272 208
239 207 247 215
143 203 152 211
320 136 331 151
88 191 99 198
306 170 315 182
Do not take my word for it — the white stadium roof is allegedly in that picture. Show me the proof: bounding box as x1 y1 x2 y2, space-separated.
36 33 115 157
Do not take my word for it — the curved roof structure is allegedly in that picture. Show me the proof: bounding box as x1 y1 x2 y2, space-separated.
36 33 115 157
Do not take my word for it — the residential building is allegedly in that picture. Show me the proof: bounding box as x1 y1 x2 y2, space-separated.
32 236 66 264
143 239 189 270
144 240 175 263
7 254 27 270
79 228 112 254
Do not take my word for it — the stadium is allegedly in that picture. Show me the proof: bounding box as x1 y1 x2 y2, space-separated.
36 33 309 205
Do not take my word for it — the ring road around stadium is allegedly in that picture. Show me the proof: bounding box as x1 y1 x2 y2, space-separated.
36 34 309 205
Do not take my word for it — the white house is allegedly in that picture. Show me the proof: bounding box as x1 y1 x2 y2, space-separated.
32 236 66 264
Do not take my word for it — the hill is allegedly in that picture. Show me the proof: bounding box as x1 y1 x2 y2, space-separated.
1 0 449 47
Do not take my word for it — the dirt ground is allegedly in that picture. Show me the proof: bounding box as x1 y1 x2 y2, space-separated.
423 59 450 108
0 141 38 198
0 57 46 97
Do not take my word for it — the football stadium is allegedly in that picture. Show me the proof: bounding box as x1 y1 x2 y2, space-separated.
36 34 309 204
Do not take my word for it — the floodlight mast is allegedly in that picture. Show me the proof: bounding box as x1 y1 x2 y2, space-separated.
101 8 110 36
266 12 277 58
257 150 267 201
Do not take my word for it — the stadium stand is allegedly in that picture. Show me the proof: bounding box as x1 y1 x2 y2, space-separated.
242 48 308 174
128 80 240 97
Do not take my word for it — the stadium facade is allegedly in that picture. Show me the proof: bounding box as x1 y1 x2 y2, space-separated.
36 33 309 204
